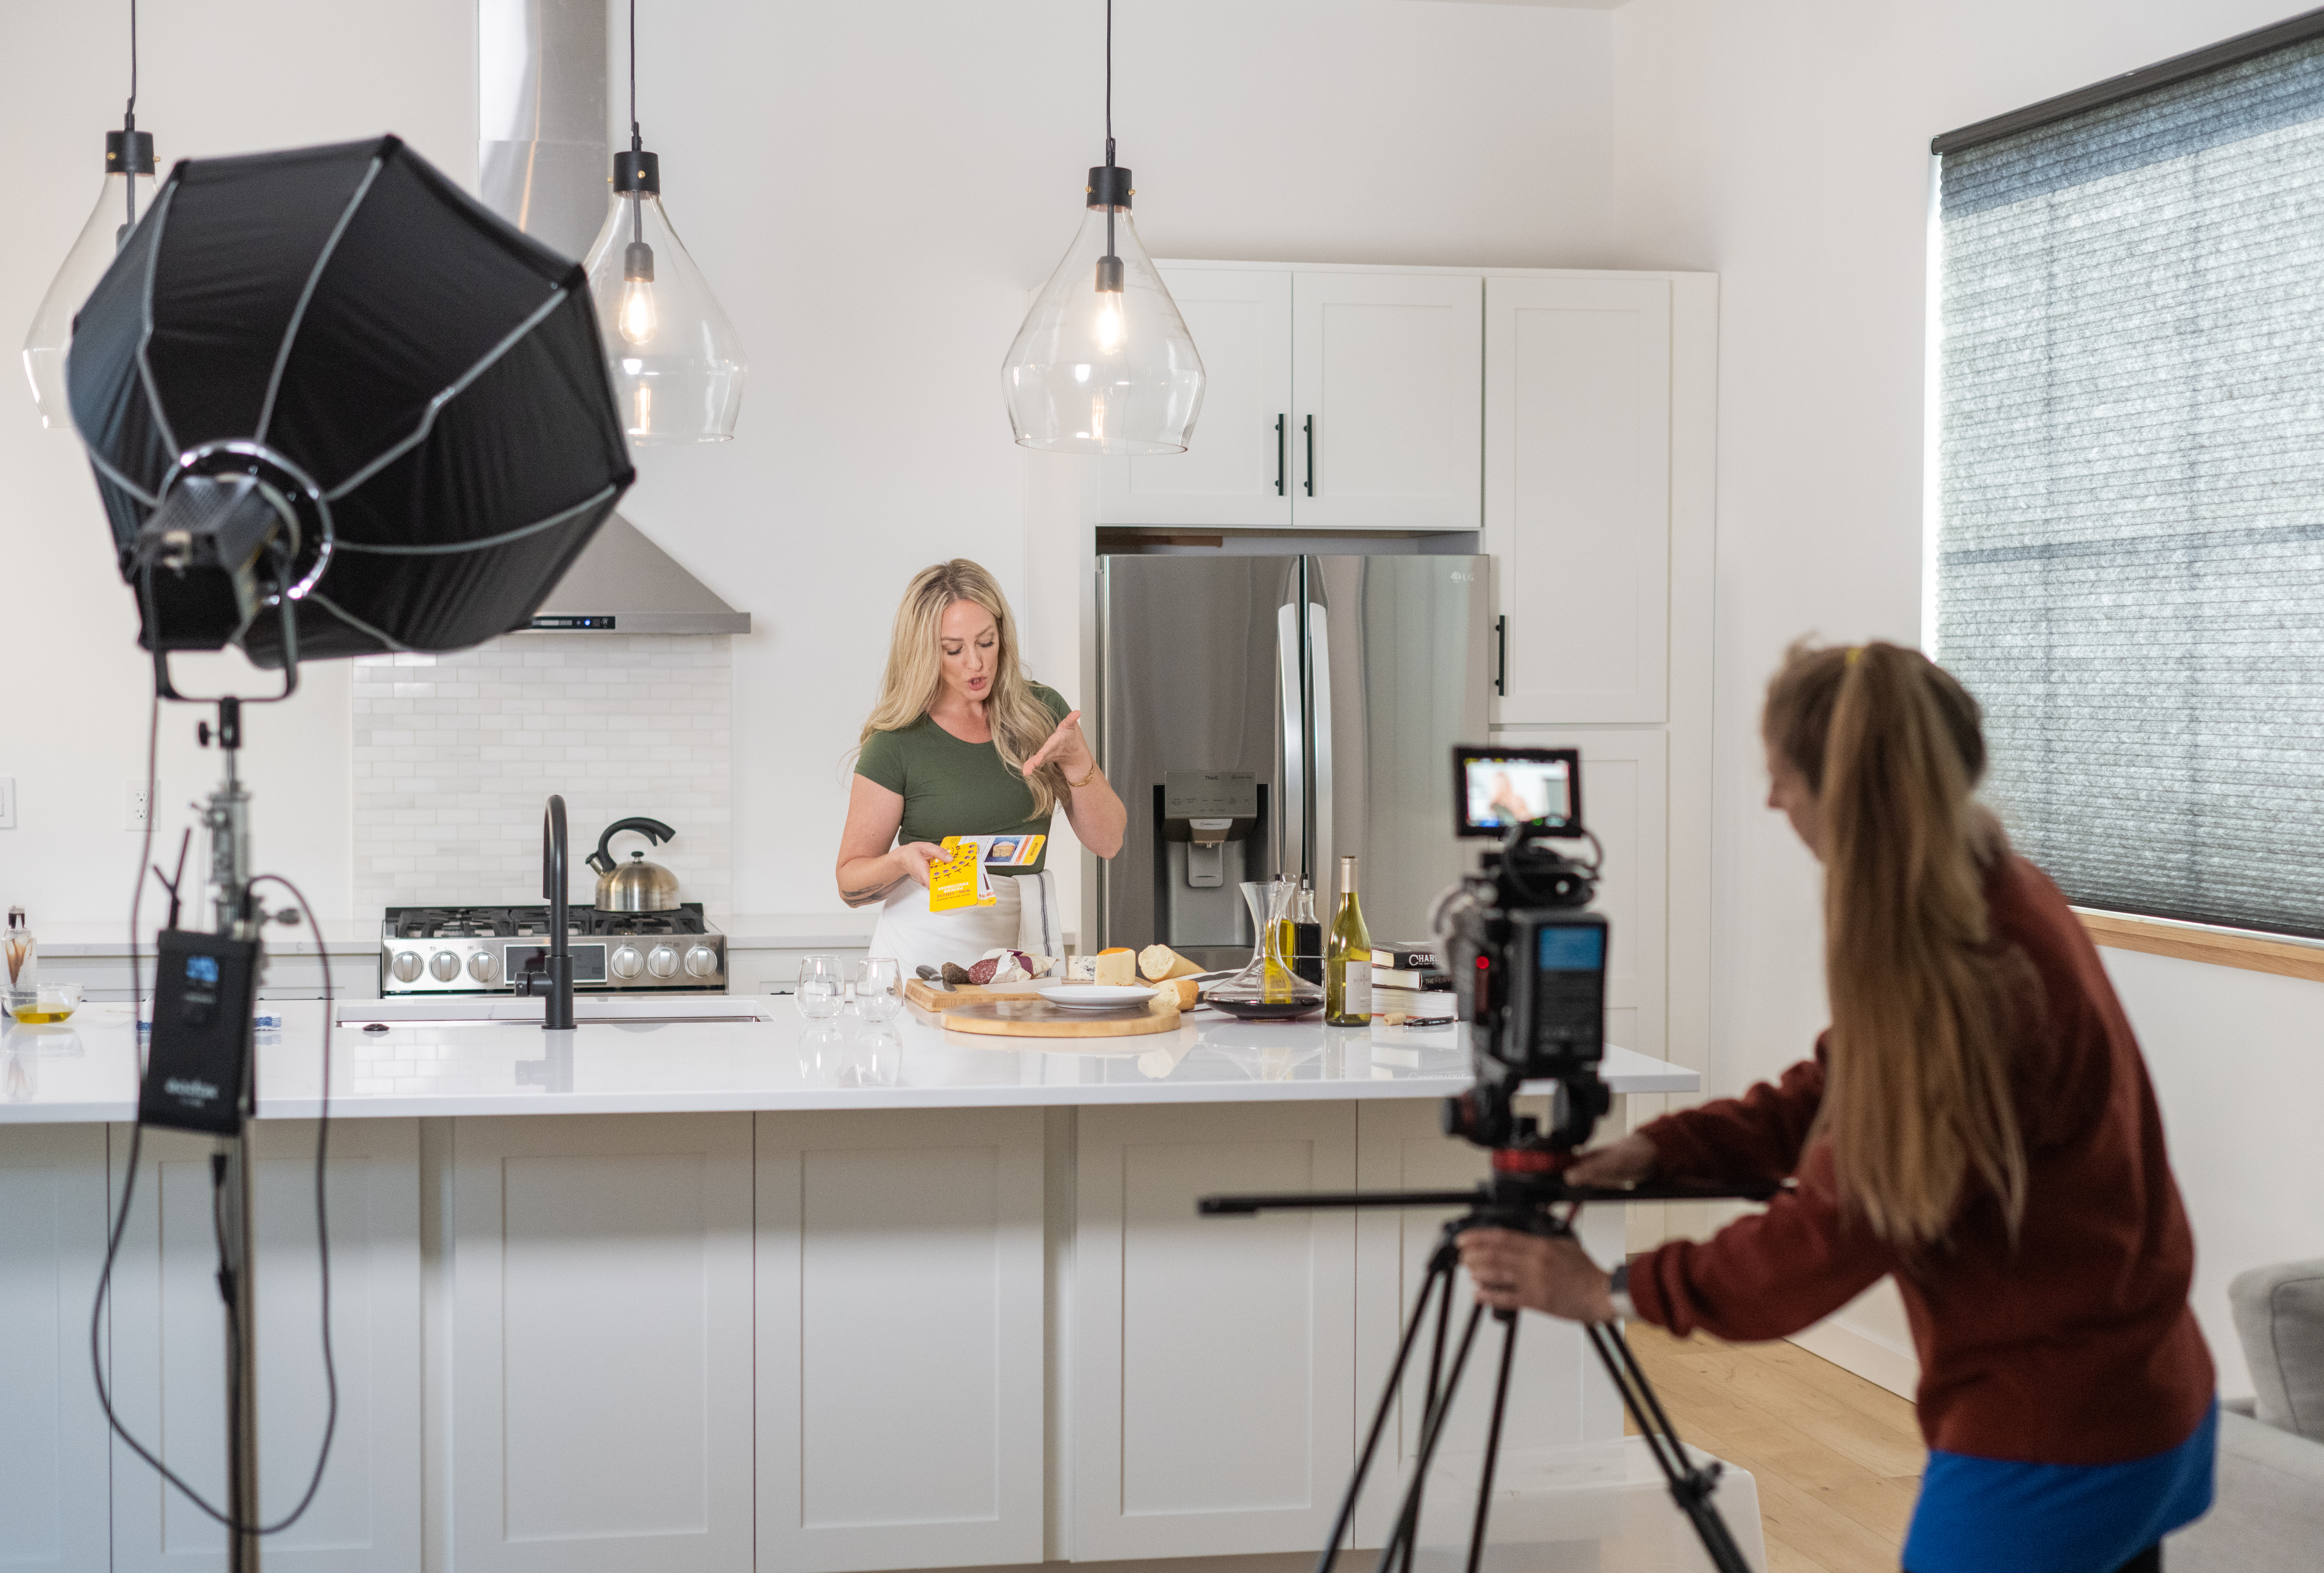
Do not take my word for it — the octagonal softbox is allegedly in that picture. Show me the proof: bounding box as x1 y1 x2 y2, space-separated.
67 134 634 663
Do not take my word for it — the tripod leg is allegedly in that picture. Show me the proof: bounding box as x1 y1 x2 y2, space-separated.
1371 1302 1486 1573
1310 1248 1457 1573
1390 1252 1462 1573
1462 1311 1520 1573
1582 1322 1754 1573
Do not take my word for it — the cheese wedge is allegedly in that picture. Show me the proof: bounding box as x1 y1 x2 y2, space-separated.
1094 947 1137 987
1137 943 1204 982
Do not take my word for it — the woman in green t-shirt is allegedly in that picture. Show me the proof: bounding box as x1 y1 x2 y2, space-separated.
837 559 1126 977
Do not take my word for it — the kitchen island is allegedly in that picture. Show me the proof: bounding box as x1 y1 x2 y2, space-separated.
1 1003 1753 1573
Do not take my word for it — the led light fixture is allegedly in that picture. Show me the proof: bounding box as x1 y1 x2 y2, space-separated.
1002 0 1204 454
22 0 157 428
581 0 745 444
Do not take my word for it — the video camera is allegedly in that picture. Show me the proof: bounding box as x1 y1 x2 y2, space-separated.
1439 745 1612 1152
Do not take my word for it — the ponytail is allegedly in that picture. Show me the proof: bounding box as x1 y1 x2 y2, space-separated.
1764 641 2028 1247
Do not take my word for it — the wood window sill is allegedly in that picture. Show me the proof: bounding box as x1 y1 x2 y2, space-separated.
2074 908 2324 985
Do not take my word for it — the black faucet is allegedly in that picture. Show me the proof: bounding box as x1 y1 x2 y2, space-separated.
521 794 576 1029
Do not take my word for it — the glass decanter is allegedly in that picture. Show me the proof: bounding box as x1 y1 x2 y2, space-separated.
1205 876 1324 1020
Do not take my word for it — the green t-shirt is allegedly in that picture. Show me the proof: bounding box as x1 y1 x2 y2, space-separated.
855 684 1071 874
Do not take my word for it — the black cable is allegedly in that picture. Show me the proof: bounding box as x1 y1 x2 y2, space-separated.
629 0 639 147
89 858 340 1533
126 0 138 122
1105 0 1112 152
128 681 158 1067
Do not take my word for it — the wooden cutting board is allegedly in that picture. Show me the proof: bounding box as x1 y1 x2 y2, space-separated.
903 977 1052 1012
938 995 1181 1039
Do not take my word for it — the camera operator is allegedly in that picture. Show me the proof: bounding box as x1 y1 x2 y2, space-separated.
1457 641 2215 1573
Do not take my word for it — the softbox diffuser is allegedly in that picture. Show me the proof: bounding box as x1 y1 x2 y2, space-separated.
67 135 634 663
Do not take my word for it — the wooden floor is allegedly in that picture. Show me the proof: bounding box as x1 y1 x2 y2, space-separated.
1626 1324 1925 1573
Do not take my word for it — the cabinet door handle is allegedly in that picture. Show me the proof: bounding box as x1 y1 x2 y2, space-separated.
1275 414 1287 496
1494 615 1507 697
1303 415 1315 497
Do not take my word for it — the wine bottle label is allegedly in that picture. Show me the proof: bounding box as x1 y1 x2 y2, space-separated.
1343 960 1371 1016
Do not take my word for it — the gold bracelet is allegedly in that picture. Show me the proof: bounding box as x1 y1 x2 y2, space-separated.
1067 759 1102 789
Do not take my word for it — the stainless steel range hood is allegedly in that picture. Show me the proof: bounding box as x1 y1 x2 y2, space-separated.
479 0 749 637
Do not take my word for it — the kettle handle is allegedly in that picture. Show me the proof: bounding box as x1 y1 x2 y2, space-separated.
591 816 677 874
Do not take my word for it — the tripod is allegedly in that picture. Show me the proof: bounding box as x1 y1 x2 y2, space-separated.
1201 1167 1778 1573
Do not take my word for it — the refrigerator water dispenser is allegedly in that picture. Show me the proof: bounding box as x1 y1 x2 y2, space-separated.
1156 771 1266 965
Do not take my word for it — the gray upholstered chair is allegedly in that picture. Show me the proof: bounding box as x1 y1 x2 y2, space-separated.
2167 1258 2324 1570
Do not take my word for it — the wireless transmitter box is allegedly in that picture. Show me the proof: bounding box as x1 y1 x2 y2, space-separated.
138 930 261 1135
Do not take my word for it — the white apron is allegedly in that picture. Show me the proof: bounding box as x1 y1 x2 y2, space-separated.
865 869 1064 980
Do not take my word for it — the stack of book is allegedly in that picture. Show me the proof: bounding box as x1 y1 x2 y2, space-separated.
1369 942 1455 1023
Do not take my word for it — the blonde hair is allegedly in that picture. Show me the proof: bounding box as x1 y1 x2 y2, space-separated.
859 559 1066 818
1764 640 2030 1248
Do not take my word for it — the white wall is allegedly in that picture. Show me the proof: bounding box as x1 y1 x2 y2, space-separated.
0 0 481 925
0 0 1618 928
1607 0 2324 1396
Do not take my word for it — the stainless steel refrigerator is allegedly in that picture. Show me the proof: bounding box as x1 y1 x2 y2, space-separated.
1096 554 1491 969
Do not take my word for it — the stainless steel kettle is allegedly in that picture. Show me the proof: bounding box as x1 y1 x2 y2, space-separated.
587 817 681 912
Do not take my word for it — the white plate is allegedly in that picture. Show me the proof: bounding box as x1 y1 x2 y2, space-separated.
1036 985 1156 1010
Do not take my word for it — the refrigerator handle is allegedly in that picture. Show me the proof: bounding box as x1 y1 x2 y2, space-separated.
1307 597 1333 886
1277 599 1305 881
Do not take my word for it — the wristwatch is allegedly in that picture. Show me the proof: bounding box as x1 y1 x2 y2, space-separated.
1607 1262 1634 1322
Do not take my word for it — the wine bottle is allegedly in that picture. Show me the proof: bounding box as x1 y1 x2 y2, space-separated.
1324 855 1372 1026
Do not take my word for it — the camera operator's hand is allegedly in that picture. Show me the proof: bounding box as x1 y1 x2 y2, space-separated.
1458 1228 1617 1324
1563 1133 1658 1188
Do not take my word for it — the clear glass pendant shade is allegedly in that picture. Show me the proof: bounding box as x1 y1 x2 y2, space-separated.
582 187 744 444
1003 200 1204 454
22 167 157 428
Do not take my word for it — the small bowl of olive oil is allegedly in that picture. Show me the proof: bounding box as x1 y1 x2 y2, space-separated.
7 983 82 1025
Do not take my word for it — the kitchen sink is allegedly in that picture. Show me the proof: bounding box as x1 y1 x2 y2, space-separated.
337 995 773 1027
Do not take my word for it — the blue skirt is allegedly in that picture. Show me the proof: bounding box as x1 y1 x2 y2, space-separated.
1903 1401 2216 1573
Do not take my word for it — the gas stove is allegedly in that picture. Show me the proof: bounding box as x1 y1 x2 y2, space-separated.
380 903 725 993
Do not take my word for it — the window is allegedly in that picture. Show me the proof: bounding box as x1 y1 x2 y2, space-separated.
1934 19 2324 939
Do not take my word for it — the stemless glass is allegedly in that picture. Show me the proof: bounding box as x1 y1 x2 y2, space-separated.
796 955 844 1020
856 957 903 1022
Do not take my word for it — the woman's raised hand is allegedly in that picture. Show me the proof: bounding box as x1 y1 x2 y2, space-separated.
1025 709 1093 777
894 842 947 888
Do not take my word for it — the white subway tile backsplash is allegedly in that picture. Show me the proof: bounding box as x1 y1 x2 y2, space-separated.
353 633 732 914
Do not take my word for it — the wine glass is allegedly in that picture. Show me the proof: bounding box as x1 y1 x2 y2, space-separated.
796 955 843 1020
855 957 903 1022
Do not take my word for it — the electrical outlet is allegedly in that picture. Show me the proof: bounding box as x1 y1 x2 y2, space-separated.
125 778 150 832
0 776 14 830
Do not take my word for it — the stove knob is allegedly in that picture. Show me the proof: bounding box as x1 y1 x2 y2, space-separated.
429 951 462 982
646 944 680 979
610 944 644 980
683 944 719 979
390 949 424 984
467 950 500 984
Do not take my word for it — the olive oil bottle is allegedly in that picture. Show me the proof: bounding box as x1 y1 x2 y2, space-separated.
1324 855 1372 1026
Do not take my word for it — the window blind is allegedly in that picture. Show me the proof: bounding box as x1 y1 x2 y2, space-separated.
1937 36 2324 940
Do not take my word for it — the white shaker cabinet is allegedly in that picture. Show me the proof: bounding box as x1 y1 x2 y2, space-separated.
1101 268 1294 528
1484 275 1674 724
1070 1101 1357 1560
1292 271 1483 532
755 1108 1046 1573
450 1113 755 1573
1100 266 1482 531
0 1124 114 1573
106 1119 422 1573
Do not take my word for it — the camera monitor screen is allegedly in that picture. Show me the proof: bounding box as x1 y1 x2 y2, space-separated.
1454 746 1582 839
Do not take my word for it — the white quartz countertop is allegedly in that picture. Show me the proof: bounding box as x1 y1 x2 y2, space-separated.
0 997 1699 1123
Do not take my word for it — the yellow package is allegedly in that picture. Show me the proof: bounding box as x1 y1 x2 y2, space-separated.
928 839 984 912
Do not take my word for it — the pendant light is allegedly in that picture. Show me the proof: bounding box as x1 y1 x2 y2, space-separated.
21 0 158 429
1002 0 1204 454
581 0 745 444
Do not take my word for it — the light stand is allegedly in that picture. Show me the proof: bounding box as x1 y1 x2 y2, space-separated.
1203 1162 1776 1573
